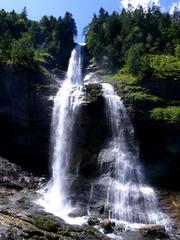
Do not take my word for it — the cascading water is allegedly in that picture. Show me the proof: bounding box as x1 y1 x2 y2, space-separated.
88 83 169 226
37 44 84 220
37 44 170 228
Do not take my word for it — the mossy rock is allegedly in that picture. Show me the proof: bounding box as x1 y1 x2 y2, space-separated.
101 218 113 234
33 215 59 232
139 224 167 239
88 217 100 226
83 83 102 102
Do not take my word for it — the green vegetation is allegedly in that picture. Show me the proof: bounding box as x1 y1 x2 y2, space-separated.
151 107 180 124
33 215 58 232
142 54 180 80
108 71 163 105
0 8 77 70
85 5 180 74
86 5 180 126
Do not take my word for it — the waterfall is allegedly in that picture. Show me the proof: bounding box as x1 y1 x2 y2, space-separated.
37 44 84 219
88 83 169 226
37 45 170 228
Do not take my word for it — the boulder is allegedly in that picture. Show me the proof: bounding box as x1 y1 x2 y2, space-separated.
101 218 113 234
139 224 167 238
68 208 87 218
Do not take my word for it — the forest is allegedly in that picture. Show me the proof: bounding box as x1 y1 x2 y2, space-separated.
0 7 77 70
85 5 180 125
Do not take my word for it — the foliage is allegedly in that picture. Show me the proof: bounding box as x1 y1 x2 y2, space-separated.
85 6 180 73
0 8 77 70
86 6 180 127
10 34 35 67
151 106 180 124
138 54 180 81
107 68 139 92
108 71 162 105
127 43 145 74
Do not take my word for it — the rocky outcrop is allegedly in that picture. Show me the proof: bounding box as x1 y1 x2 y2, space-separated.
0 156 179 239
0 157 41 190
139 224 167 238
0 66 65 175
101 218 113 234
68 83 110 205
0 156 110 240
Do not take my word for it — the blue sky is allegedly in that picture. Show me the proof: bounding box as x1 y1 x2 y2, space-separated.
0 0 177 42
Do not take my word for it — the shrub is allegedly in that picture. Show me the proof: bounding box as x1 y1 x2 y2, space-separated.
150 106 180 124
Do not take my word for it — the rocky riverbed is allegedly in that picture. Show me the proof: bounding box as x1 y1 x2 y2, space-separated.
0 157 180 240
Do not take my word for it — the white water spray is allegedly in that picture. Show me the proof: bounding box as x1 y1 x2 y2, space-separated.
88 83 169 226
37 45 85 222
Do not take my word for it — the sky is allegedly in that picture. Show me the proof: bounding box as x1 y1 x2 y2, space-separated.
0 0 178 42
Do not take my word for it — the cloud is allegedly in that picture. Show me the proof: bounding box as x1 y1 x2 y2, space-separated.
170 2 180 14
120 0 160 10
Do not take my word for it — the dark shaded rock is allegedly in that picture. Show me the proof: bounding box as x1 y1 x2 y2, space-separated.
0 157 40 190
139 224 167 239
0 66 62 175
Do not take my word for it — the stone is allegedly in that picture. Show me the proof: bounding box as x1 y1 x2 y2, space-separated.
114 223 126 235
68 208 87 218
88 217 100 226
101 218 113 234
139 224 167 239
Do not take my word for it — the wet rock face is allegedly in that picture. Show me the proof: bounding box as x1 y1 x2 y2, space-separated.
0 66 62 175
133 118 180 190
65 83 110 205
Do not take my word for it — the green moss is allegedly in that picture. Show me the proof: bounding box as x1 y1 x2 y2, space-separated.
150 106 180 124
57 226 70 236
33 216 58 232
84 83 102 102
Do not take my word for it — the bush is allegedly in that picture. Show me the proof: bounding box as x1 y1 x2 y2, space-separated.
150 106 180 124
141 54 180 80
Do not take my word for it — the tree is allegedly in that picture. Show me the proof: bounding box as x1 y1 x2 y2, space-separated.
21 6 28 21
127 43 145 74
62 12 77 41
10 33 35 67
